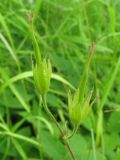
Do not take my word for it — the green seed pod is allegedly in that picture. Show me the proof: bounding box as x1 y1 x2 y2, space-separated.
68 88 93 126
67 44 95 128
68 89 81 126
33 59 52 95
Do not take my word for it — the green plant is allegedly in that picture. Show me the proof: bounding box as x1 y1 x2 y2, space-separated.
0 0 120 159
31 15 95 159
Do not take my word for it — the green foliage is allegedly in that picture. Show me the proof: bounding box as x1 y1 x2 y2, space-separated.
0 0 120 159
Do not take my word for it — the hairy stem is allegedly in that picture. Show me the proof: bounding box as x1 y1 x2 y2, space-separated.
42 94 76 160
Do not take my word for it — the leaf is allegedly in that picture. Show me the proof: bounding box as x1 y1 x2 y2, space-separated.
12 138 28 160
107 112 120 133
40 131 67 160
0 33 19 66
0 69 30 112
99 57 120 111
0 71 76 93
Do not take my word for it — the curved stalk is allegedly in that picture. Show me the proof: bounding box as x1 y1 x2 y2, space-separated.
66 125 78 140
42 94 76 160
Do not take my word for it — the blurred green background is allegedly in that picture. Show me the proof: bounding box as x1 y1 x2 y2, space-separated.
0 0 120 159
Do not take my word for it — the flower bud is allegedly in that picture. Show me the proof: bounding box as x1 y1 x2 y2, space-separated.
33 59 52 95
68 88 93 126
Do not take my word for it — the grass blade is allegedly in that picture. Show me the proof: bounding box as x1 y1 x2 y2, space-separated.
99 57 120 111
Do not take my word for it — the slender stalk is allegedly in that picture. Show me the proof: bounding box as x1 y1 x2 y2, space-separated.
37 98 42 158
42 94 76 160
66 125 78 140
90 128 97 160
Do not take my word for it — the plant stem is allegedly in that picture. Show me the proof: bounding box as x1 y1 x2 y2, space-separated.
42 94 76 160
37 97 42 158
66 125 78 140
